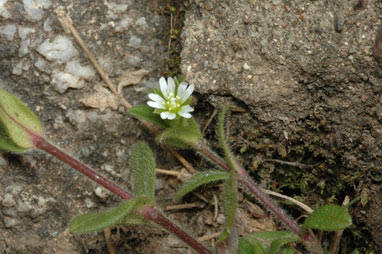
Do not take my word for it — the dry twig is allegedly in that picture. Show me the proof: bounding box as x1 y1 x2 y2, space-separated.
54 8 197 174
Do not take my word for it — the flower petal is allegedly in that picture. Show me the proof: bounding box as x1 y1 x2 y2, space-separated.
148 93 165 103
179 105 194 113
182 84 194 103
178 111 192 118
177 83 187 102
161 111 176 119
167 112 176 120
167 77 176 95
148 101 166 109
159 77 169 98
160 111 170 119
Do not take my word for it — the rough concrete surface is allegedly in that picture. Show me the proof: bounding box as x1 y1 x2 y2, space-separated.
0 0 184 253
181 0 381 251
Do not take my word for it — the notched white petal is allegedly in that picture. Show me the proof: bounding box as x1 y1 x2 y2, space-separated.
183 84 194 101
148 93 165 103
167 77 175 95
159 77 168 98
177 83 188 102
160 111 170 119
167 112 176 120
178 111 192 118
180 105 194 113
148 101 166 109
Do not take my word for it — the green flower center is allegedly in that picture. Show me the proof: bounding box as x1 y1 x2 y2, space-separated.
165 93 181 112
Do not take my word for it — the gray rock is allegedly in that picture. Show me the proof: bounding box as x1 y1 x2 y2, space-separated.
129 35 142 48
22 0 52 21
37 35 79 63
0 24 16 40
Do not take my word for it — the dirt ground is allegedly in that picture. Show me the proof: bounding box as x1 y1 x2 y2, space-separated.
0 0 381 253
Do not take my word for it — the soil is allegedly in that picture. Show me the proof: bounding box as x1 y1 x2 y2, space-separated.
0 0 380 253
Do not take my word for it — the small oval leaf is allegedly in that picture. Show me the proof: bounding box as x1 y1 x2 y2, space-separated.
222 171 237 229
240 231 299 251
239 238 265 254
130 142 156 200
175 170 229 201
302 204 352 231
156 117 200 149
129 105 169 128
0 89 43 152
70 198 138 234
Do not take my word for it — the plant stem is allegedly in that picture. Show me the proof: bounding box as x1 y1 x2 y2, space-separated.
237 166 301 235
32 135 212 254
194 142 302 236
140 206 212 254
34 135 134 200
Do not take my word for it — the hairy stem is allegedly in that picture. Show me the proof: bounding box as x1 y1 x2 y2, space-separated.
32 135 212 254
194 141 302 236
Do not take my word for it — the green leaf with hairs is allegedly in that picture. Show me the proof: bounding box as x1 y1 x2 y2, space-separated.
280 246 294 254
70 198 138 234
218 106 238 171
175 170 229 201
70 196 151 234
156 117 200 148
129 105 169 128
130 142 156 201
302 204 352 231
0 89 43 152
215 229 230 249
122 213 146 225
239 238 266 254
240 231 299 254
222 171 237 229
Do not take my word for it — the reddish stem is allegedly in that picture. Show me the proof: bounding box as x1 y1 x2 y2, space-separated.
31 134 212 254
33 135 134 200
195 142 302 236
237 167 302 236
140 207 212 254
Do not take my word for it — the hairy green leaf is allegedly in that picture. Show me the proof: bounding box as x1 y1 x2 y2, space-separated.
156 118 200 148
302 204 352 231
218 105 237 171
122 213 146 225
240 231 299 253
280 246 294 254
222 171 237 229
216 221 239 253
70 196 151 234
175 170 229 201
70 199 138 234
0 89 43 152
216 229 230 249
130 142 156 200
239 238 265 254
129 105 169 128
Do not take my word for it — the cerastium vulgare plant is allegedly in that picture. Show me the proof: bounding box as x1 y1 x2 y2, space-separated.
0 76 353 254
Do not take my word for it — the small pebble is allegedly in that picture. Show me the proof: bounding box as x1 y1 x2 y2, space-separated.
0 0 11 19
3 217 18 228
216 214 225 224
0 24 17 40
37 35 79 63
94 186 109 200
334 15 344 33
129 35 142 48
18 27 35 40
136 17 148 30
22 0 52 21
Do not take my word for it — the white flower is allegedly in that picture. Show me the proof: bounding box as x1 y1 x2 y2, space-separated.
147 77 194 120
